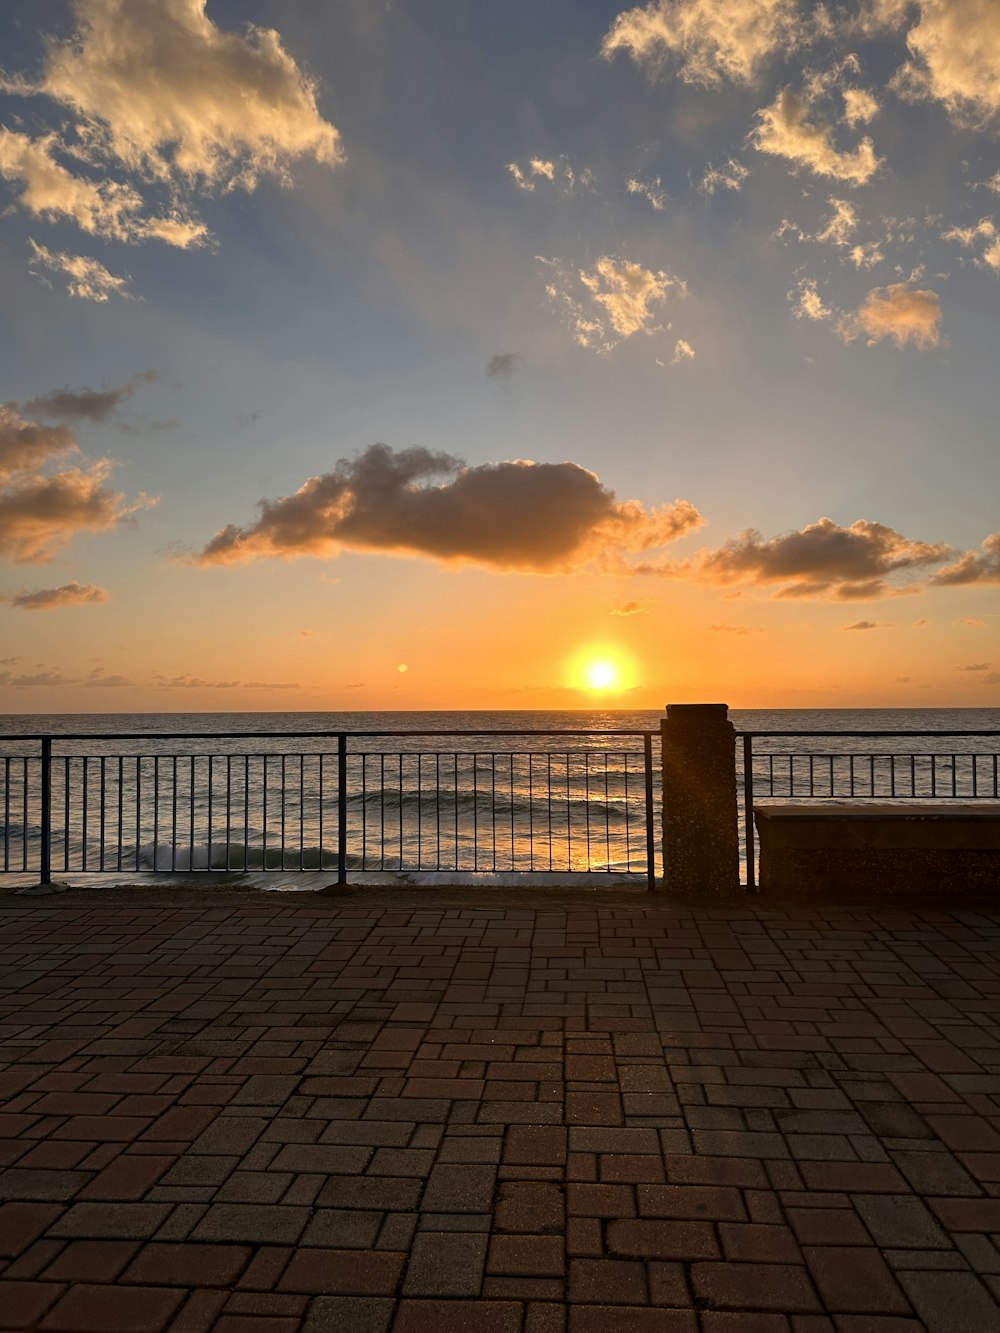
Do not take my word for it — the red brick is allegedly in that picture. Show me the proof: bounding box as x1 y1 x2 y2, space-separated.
700 1317 791 1332
40 1283 184 1332
505 1126 568 1166
607 1218 718 1260
599 1155 665 1184
802 1247 909 1314
569 1309 697 1332
0 1202 62 1258
122 1242 251 1286
52 1116 151 1141
395 1301 522 1333
236 1246 292 1290
2 1281 63 1329
797 1164 908 1194
566 1092 623 1126
927 1115 1000 1152
928 1197 1000 1231
566 1184 635 1218
696 1205 791 1255
786 1208 869 1246
77 1154 172 1201
638 1184 745 1221
278 1247 404 1294
42 1240 141 1282
568 1258 647 1304
691 1263 821 1313
489 1234 565 1277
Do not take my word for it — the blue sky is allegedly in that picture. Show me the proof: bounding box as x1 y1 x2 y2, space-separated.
0 0 997 710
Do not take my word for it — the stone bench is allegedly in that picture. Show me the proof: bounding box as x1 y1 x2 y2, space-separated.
754 803 1000 895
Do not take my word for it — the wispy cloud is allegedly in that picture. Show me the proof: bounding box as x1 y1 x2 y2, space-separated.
3 581 109 611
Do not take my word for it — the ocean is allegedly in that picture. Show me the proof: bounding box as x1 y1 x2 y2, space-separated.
2 708 998 889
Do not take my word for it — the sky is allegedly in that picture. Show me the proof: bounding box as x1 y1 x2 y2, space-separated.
0 0 998 713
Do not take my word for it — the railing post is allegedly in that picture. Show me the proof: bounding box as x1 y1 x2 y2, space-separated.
337 733 348 886
743 733 756 892
661 704 740 897
39 736 52 886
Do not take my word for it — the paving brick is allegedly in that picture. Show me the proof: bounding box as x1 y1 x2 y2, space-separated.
898 1269 1000 1332
852 1194 951 1248
48 1201 172 1239
421 1164 496 1212
394 1300 523 1333
0 1201 63 1257
41 1239 141 1282
638 1184 746 1221
39 1282 184 1332
77 1154 172 1200
278 1247 405 1294
691 1262 822 1313
928 1197 1000 1232
301 1296 394 1333
720 1224 802 1264
403 1230 488 1295
191 1204 309 1244
505 1127 568 1166
568 1306 697 1331
802 1247 910 1314
489 1234 565 1277
568 1258 647 1304
121 1241 251 1286
607 1218 718 1260
495 1181 565 1233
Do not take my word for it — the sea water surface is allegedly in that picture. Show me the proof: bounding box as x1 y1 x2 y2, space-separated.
2 708 998 889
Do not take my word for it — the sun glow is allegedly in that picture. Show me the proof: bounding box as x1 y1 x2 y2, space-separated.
586 659 618 690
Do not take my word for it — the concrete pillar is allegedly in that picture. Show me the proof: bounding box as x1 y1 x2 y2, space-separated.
661 703 739 897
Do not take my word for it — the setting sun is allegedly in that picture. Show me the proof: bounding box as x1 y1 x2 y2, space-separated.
586 659 618 690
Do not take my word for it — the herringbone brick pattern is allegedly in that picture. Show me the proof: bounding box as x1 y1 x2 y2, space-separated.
2 888 1000 1331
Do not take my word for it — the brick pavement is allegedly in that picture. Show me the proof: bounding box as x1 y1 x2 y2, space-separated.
2 886 1000 1332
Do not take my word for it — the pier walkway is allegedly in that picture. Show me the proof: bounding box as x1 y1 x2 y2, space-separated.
2 885 1000 1332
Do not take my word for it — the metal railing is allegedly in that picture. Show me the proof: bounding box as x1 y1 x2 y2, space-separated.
736 730 1000 889
1 729 659 889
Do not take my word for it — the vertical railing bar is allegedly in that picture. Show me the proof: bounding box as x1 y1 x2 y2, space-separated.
22 756 29 873
171 756 177 872
547 752 553 872
134 754 141 873
63 755 70 872
644 734 655 891
39 738 52 885
4 756 10 872
151 756 158 874
528 753 534 871
337 733 347 885
454 752 459 871
226 754 232 872
262 754 268 871
81 756 89 873
299 753 305 871
744 735 756 892
280 754 286 872
117 756 124 872
566 752 571 872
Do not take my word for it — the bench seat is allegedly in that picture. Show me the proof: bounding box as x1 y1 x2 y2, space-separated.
754 803 1000 895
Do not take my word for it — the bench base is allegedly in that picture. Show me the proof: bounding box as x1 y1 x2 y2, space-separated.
754 805 1000 895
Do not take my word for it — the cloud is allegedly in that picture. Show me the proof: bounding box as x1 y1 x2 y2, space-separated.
699 159 749 195
486 352 519 381
842 87 880 125
28 239 132 302
790 278 832 320
85 667 132 686
656 515 953 599
507 157 576 192
153 673 239 689
602 0 802 86
890 0 1000 126
0 129 206 247
752 89 881 185
843 619 896 630
610 599 648 616
626 176 666 210
671 339 695 365
0 461 154 564
849 240 884 268
956 616 986 627
3 581 109 611
837 282 943 349
0 669 77 687
957 662 991 672
194 442 703 573
20 0 342 187
710 622 764 634
21 371 156 424
930 531 1000 585
0 406 76 481
941 218 1000 273
542 255 684 352
816 198 858 246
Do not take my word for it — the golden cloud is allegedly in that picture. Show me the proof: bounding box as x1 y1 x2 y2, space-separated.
892 0 1000 126
603 0 801 86
28 240 132 302
837 282 943 349
641 516 953 600
194 443 703 572
931 532 1000 585
4 581 109 611
752 89 881 185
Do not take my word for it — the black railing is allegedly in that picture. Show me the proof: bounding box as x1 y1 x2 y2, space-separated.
1 729 659 890
736 730 1000 889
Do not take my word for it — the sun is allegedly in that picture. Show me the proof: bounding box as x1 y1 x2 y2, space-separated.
585 659 619 691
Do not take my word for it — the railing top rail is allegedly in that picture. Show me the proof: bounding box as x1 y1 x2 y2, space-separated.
0 728 658 744
735 729 999 740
